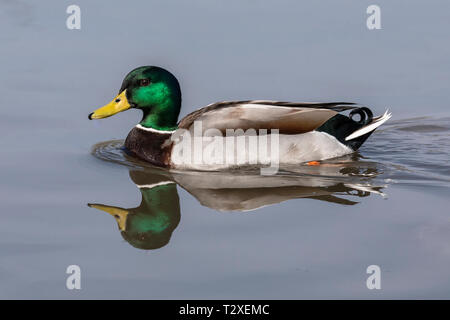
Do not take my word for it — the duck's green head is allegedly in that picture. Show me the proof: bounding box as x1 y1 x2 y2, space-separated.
89 66 181 131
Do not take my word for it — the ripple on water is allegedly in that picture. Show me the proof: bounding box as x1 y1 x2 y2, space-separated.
91 140 149 169
364 116 450 186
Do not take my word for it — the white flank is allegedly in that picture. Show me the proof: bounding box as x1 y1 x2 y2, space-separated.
136 124 176 134
345 110 392 141
171 131 352 170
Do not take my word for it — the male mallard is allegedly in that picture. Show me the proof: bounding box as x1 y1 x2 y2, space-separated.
89 66 391 170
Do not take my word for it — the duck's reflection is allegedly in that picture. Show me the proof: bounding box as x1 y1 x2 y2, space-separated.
89 170 180 250
88 155 386 250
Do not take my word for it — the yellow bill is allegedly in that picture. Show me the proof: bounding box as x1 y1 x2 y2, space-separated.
89 90 131 120
88 203 129 231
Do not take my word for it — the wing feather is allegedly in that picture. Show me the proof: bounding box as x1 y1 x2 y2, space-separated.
178 100 360 134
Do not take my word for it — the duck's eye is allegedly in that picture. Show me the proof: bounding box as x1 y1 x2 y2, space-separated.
139 79 150 87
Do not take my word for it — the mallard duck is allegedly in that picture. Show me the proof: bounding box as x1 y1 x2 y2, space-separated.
89 66 391 170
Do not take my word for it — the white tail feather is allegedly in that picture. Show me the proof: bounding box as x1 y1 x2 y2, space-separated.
344 183 387 197
345 110 392 141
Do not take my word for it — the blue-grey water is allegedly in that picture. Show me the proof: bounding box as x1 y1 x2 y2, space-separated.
0 0 449 299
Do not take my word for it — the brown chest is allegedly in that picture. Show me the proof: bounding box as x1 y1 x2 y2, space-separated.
124 127 173 167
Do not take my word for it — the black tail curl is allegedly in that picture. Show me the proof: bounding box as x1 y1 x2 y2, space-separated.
349 107 373 125
316 106 376 151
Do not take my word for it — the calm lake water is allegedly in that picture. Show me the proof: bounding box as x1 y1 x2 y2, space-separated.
1 1 449 299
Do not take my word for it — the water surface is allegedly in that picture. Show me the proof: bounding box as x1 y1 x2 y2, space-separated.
0 0 449 299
